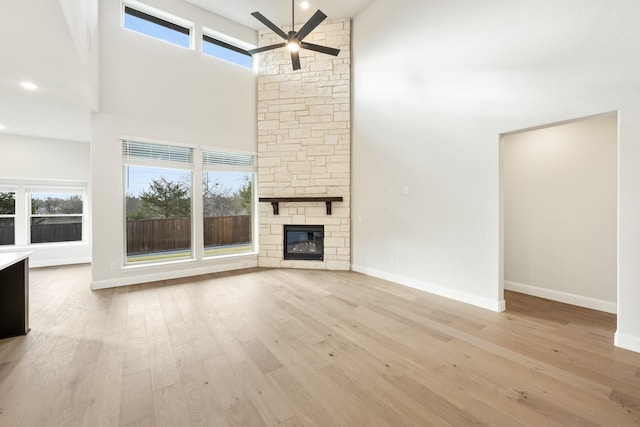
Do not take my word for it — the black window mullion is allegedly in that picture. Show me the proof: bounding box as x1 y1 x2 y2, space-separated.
125 6 189 35
203 34 250 57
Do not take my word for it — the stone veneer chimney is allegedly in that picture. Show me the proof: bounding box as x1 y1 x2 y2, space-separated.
257 19 351 270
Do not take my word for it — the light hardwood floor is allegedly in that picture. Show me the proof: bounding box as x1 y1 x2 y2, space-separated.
1 265 639 426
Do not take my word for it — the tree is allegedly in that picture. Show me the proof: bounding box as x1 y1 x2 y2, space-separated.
60 196 83 214
203 175 239 217
130 177 191 219
30 195 82 215
238 177 252 214
125 195 141 217
0 192 15 215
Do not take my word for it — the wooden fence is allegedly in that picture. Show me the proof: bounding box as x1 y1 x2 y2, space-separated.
126 215 251 255
203 215 252 248
31 223 82 243
0 222 81 245
0 223 14 245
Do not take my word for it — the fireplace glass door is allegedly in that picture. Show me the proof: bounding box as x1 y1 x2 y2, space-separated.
283 225 324 261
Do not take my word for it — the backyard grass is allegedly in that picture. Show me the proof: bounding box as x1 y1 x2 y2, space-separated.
127 243 253 264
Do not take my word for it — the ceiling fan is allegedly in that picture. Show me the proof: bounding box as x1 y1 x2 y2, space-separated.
248 0 341 70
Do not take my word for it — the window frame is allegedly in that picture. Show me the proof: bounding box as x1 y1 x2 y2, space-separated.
122 140 196 266
201 147 257 258
121 139 258 267
122 0 194 49
202 27 256 69
0 190 17 246
27 190 86 245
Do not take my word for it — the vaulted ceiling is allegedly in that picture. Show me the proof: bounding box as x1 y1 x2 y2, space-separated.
0 0 374 143
184 0 375 29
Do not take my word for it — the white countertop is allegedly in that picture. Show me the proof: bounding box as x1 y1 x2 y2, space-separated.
0 252 33 270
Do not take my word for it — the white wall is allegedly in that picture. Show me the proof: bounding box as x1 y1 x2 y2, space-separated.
0 133 91 266
353 0 640 352
503 114 617 312
59 0 100 110
91 0 258 288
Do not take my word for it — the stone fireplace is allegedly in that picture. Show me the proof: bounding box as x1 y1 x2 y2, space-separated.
257 19 351 270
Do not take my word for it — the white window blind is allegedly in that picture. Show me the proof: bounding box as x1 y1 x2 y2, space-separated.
24 186 86 194
202 148 256 172
123 140 193 169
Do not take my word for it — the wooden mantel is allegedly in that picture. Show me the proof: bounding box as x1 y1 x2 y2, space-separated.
259 197 343 215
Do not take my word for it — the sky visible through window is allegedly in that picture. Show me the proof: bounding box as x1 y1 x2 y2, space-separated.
124 12 190 48
124 7 253 68
124 166 250 196
125 166 190 196
203 39 252 68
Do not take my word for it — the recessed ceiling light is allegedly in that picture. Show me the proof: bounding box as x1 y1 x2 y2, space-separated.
301 1 310 10
20 81 38 91
0 123 5 130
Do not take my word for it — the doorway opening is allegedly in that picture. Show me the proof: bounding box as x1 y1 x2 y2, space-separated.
499 112 618 314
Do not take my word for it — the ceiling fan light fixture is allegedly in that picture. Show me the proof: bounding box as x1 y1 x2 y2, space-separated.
287 40 300 52
249 1 340 71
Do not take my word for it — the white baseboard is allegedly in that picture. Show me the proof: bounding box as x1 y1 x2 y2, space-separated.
351 264 505 312
503 280 617 314
30 257 91 268
614 331 640 353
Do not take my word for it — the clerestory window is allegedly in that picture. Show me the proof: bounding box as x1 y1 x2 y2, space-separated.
123 2 192 48
202 33 253 68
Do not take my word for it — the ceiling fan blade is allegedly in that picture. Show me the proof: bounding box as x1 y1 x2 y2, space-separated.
291 50 301 70
248 43 287 55
301 42 340 57
295 10 327 41
251 11 289 40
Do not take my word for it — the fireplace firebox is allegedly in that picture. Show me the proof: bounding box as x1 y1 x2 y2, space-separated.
284 225 324 261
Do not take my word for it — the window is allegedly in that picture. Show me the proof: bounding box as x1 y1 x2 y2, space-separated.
0 191 16 246
202 149 256 257
29 192 84 244
122 142 256 266
121 4 256 67
123 3 192 48
123 141 194 264
203 34 252 68
0 183 87 248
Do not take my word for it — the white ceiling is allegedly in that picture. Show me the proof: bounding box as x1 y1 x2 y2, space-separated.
0 0 92 142
184 0 375 29
0 0 374 143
